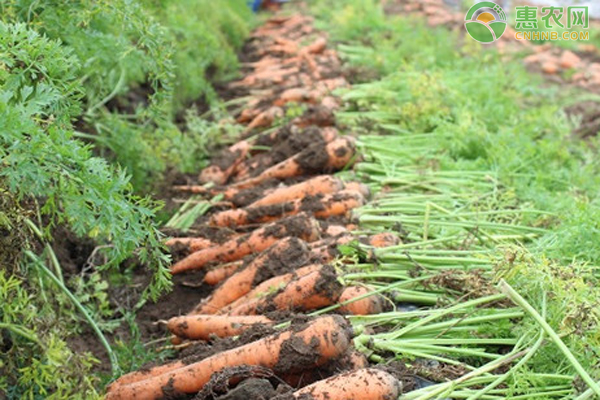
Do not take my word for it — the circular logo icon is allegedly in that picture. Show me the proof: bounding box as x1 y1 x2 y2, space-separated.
465 1 507 43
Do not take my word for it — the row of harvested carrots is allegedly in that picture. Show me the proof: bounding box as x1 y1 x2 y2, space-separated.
105 12 404 400
106 316 401 399
233 13 347 132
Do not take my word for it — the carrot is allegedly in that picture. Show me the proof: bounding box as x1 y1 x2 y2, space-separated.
288 368 401 400
309 233 354 250
309 244 340 264
323 225 348 237
203 261 243 285
303 37 328 55
105 315 352 399
344 181 371 199
273 87 315 106
228 264 343 315
218 264 322 315
250 176 342 207
338 286 386 316
170 214 320 274
232 137 356 190
232 127 340 182
166 314 272 341
199 140 251 185
165 237 214 252
209 190 364 227
246 106 283 130
368 232 400 248
293 105 336 128
281 348 369 388
191 237 310 314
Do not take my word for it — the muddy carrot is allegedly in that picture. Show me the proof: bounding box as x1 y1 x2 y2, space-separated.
344 181 371 199
246 106 283 130
170 214 320 274
338 286 386 316
199 140 251 185
309 245 339 264
166 315 272 341
273 87 315 106
368 232 400 248
250 176 343 207
209 190 364 227
165 237 214 252
203 261 244 285
218 264 322 315
281 348 369 388
288 368 401 400
105 315 352 399
228 264 343 316
303 37 327 55
191 237 310 314
232 129 340 182
232 137 356 190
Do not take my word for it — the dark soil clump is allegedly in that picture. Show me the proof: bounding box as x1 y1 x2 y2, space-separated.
215 378 276 400
251 237 310 286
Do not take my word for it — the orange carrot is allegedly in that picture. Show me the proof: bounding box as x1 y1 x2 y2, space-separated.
218 263 322 315
309 245 340 264
338 286 386 316
232 127 340 183
289 368 401 400
273 87 315 106
209 190 364 227
232 137 356 190
323 225 348 237
170 215 320 274
344 181 371 199
246 106 283 130
191 237 310 314
228 264 343 316
199 140 251 185
165 237 214 252
166 314 272 341
105 315 352 399
303 37 327 55
281 348 369 388
293 105 335 128
250 176 343 207
368 232 400 248
203 261 243 285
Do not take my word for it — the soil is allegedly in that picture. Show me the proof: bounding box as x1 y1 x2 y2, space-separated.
259 214 318 241
214 378 276 400
295 143 330 174
251 237 311 286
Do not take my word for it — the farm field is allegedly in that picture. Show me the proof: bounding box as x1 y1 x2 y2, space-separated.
2 0 600 399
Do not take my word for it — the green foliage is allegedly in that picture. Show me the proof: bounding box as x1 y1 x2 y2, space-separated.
1 0 252 190
316 0 600 264
144 0 252 106
0 23 171 288
496 249 600 381
0 271 100 399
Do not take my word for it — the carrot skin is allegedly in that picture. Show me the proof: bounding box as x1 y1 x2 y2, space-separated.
170 215 320 274
167 315 272 340
218 263 322 315
203 261 243 285
228 264 343 316
191 237 310 314
105 315 352 399
338 286 385 316
290 368 401 400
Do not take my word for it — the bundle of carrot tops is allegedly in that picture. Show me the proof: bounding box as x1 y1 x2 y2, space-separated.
105 13 404 400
